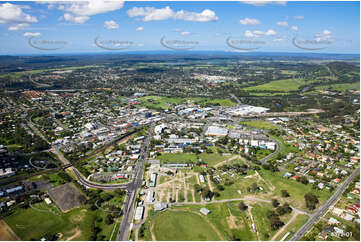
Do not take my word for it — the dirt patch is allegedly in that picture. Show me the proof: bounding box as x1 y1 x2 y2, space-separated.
0 220 20 241
65 227 82 241
48 183 86 212
71 213 85 223
226 208 243 230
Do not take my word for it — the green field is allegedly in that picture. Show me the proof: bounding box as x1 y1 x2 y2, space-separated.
240 120 278 130
199 152 231 167
4 202 115 240
274 214 309 240
259 169 332 210
251 203 277 240
314 82 360 91
245 79 305 92
157 153 198 164
151 210 221 240
137 96 236 110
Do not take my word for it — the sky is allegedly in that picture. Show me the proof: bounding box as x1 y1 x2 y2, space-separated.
0 0 359 55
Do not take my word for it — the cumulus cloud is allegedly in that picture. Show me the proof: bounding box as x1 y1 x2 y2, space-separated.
0 3 37 30
62 13 89 24
104 20 119 29
240 18 260 25
8 23 29 31
181 31 191 35
291 25 298 31
314 29 333 42
55 0 124 24
136 26 144 31
241 1 287 6
276 21 288 27
24 32 41 37
245 29 277 38
294 15 304 20
127 6 218 22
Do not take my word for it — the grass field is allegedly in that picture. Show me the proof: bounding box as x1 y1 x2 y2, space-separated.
157 152 198 164
314 82 360 91
245 79 305 92
240 120 278 130
137 96 236 110
151 210 221 240
259 169 332 210
251 203 277 240
199 153 231 167
274 214 309 240
4 203 114 240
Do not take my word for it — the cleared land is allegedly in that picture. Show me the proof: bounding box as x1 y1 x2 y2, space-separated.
0 220 20 241
48 183 86 212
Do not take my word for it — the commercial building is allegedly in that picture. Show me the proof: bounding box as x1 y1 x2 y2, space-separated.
135 206 144 220
205 126 228 136
149 173 157 187
146 191 155 203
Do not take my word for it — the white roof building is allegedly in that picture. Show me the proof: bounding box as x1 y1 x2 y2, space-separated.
205 126 228 136
200 207 210 215
135 206 144 220
146 191 155 203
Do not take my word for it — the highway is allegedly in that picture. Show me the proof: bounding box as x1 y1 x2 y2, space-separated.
289 167 360 241
116 125 153 241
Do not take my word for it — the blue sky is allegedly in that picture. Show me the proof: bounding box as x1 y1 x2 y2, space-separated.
0 1 359 54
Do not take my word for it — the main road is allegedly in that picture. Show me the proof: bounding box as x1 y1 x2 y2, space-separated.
116 124 153 241
289 167 360 241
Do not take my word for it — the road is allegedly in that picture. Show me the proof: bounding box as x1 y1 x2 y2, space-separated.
289 167 360 241
116 125 153 241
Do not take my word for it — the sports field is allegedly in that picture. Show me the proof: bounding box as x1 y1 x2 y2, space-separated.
151 210 221 240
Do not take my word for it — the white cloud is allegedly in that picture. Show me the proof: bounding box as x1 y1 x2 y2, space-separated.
294 15 304 20
323 29 331 35
55 0 124 24
136 26 144 31
291 25 298 31
245 29 277 38
314 29 333 42
245 30 255 38
240 18 260 25
181 31 191 35
127 6 218 22
104 20 119 29
241 1 287 6
276 21 288 27
273 38 283 42
0 3 37 31
24 32 41 37
62 13 89 24
8 23 29 31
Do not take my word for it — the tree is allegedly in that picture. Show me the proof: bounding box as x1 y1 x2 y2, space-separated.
272 199 280 207
216 184 224 191
304 192 319 210
239 201 248 211
281 190 290 197
105 214 114 225
194 184 201 192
